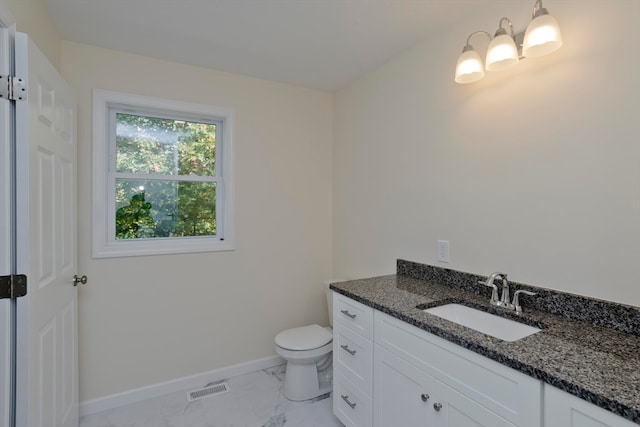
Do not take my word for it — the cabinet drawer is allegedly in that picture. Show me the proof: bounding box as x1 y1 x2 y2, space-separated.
333 293 374 340
334 372 373 427
375 311 541 427
334 322 373 395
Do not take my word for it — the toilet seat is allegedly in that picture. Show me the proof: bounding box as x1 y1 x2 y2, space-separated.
275 324 332 351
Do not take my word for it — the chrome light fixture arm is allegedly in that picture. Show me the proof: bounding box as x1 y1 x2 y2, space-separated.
531 0 548 19
495 17 515 38
461 30 492 53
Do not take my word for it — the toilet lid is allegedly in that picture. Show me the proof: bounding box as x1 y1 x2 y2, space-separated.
275 324 332 351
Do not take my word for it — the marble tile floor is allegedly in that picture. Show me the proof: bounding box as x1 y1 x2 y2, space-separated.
79 364 344 427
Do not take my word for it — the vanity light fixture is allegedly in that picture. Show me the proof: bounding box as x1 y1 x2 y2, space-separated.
522 0 563 57
454 0 562 84
454 30 491 84
486 18 519 71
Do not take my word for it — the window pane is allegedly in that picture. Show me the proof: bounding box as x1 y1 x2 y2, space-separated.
115 178 216 239
115 113 216 176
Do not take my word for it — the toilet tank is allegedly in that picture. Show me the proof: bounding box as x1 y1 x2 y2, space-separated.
325 280 344 328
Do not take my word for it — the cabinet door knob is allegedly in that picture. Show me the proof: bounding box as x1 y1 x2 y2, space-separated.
433 402 443 412
340 310 357 319
421 393 430 402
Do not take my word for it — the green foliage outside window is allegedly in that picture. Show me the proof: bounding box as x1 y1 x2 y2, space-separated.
115 113 217 239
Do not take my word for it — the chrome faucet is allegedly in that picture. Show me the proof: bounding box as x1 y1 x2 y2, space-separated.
480 272 509 307
479 273 537 314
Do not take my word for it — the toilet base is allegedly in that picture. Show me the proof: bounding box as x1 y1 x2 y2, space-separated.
282 356 333 401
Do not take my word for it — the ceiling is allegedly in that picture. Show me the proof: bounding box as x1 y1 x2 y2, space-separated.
41 0 489 92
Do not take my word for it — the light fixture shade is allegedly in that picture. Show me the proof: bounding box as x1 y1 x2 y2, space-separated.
523 13 562 58
486 33 519 71
455 48 485 84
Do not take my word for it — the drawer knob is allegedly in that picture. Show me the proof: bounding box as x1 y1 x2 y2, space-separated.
421 393 430 402
341 394 357 409
433 402 443 412
341 310 357 319
341 344 357 356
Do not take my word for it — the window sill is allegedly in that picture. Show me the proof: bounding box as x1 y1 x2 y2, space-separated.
92 236 235 259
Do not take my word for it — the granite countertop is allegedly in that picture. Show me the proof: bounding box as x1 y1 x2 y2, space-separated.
330 272 640 424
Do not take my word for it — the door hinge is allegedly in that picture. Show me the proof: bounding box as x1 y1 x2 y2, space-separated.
0 274 28 299
0 74 27 101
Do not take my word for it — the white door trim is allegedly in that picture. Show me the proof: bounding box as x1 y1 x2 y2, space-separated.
13 30 28 427
0 5 16 427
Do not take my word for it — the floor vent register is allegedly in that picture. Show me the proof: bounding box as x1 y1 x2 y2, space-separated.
187 381 230 402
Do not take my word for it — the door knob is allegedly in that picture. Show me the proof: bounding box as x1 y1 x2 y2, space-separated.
433 402 443 412
421 393 430 402
73 275 87 286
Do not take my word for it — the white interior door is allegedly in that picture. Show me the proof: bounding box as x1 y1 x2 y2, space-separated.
14 32 79 427
0 5 16 427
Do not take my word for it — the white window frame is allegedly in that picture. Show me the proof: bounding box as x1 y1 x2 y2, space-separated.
92 89 235 258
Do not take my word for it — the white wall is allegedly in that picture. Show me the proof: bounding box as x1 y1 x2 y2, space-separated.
333 0 640 306
61 41 333 401
1 0 60 69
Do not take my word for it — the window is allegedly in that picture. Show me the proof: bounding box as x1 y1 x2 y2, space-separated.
92 90 234 257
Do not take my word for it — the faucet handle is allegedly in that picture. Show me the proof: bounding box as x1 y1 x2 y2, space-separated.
479 280 500 305
512 290 537 314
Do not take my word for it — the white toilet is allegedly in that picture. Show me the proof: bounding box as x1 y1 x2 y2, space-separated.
274 282 334 401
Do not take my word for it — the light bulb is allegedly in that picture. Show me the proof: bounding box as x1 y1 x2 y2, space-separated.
486 32 519 71
455 47 485 84
523 11 562 57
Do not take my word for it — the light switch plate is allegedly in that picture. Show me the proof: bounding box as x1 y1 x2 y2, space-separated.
437 240 449 263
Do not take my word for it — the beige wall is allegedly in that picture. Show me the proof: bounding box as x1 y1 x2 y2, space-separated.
1 0 61 69
333 0 640 306
61 41 333 401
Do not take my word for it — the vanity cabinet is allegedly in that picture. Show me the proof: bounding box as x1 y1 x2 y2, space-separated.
544 385 637 427
332 291 638 427
374 311 540 427
332 293 374 427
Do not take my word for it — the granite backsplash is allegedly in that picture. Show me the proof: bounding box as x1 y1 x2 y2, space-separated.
397 259 640 336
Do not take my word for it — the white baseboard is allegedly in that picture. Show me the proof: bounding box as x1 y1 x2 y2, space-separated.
79 355 284 417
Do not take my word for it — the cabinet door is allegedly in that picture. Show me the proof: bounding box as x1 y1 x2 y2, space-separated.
544 385 637 427
374 346 437 427
433 379 516 427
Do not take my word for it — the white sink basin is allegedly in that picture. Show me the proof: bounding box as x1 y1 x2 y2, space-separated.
423 303 541 342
